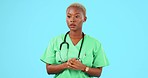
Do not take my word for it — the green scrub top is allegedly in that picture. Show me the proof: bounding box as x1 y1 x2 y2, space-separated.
40 34 109 78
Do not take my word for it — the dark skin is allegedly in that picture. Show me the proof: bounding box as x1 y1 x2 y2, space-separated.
46 6 102 77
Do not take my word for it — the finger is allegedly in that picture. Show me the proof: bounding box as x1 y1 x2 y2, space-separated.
71 60 77 65
68 58 80 65
68 59 73 64
69 60 73 65
69 58 76 62
67 59 73 64
66 62 70 68
68 66 77 70
67 63 74 69
68 64 77 69
73 60 81 65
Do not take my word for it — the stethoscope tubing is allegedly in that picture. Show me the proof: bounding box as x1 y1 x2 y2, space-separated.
59 31 84 63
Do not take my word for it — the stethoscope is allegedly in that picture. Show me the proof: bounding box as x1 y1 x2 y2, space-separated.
58 31 85 63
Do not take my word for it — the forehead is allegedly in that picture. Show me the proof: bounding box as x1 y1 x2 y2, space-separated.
66 7 84 15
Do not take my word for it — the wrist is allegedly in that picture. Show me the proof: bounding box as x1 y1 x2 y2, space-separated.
82 66 89 72
62 62 68 69
85 67 89 72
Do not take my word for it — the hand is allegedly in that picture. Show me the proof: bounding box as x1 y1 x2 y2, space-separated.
67 58 86 71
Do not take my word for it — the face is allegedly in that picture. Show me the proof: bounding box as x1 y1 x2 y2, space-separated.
66 7 86 31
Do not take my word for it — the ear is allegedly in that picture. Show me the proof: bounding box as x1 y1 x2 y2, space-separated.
83 17 87 22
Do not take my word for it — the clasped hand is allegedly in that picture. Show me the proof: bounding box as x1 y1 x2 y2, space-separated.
66 58 86 71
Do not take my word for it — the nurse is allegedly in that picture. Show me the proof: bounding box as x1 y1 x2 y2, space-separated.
40 3 109 78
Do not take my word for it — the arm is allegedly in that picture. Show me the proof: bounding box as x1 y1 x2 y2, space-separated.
84 67 102 77
68 58 102 77
46 62 68 74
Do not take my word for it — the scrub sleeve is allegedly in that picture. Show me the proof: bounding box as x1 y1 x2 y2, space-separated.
92 40 109 67
40 38 56 64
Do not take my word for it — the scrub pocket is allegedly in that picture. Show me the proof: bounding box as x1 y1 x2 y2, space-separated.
80 51 93 67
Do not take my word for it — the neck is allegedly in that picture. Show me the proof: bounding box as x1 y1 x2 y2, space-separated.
69 30 83 39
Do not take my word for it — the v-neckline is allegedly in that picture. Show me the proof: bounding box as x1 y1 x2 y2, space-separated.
67 34 83 47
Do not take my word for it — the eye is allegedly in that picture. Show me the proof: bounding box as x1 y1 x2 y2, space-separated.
75 15 80 18
67 15 71 18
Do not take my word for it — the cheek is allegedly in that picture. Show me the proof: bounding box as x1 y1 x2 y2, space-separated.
66 18 70 26
66 18 69 24
66 18 69 22
77 20 83 24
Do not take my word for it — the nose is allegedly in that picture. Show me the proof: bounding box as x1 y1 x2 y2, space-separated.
70 20 74 22
70 17 75 22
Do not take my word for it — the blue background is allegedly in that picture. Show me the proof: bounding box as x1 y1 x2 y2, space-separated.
0 0 148 78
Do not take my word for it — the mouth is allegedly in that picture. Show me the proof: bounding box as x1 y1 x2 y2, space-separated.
69 24 76 27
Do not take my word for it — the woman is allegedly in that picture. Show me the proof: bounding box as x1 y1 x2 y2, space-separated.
40 3 109 78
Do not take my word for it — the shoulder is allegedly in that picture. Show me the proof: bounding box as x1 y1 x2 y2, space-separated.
85 34 101 45
47 34 65 46
50 34 65 41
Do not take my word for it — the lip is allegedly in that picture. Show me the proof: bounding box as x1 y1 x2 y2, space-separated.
69 24 76 28
70 24 76 26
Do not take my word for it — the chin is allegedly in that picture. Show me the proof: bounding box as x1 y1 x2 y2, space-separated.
70 29 77 31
